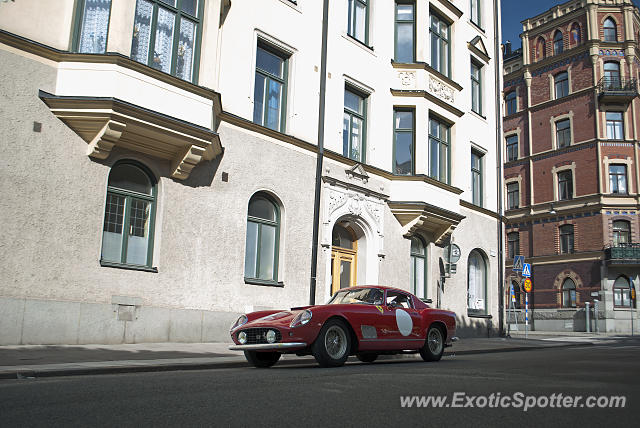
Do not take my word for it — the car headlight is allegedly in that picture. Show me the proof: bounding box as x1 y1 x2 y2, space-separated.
238 331 247 344
230 314 248 331
266 330 277 343
290 309 312 328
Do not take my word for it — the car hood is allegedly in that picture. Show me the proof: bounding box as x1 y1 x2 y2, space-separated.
244 309 305 328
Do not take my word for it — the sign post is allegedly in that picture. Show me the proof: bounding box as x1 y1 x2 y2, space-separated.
523 278 532 339
631 280 635 337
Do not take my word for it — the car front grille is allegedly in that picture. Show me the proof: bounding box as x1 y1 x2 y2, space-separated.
238 328 282 344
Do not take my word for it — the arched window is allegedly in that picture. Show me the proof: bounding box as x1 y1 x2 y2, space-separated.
536 37 546 61
613 220 631 246
467 250 487 314
101 161 157 268
604 61 621 89
244 193 280 282
553 31 564 55
561 278 576 308
604 18 617 42
505 91 517 115
555 71 569 98
410 237 427 299
614 276 635 307
570 23 581 45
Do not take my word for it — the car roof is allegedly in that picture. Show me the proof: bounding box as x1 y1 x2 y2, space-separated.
337 285 415 296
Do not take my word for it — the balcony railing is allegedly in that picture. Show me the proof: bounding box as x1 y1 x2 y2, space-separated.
604 243 640 264
597 77 638 102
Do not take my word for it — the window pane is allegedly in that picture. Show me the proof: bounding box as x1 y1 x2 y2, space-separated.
430 137 439 179
126 199 150 265
415 257 425 298
395 111 413 129
340 260 352 289
355 1 366 42
259 224 276 280
396 22 413 62
248 197 276 221
256 47 283 78
397 4 413 20
410 256 416 292
131 0 153 64
108 164 152 194
253 73 265 124
102 193 125 262
79 0 112 54
176 18 196 81
265 79 282 131
152 7 176 74
439 142 448 182
395 131 413 175
350 116 363 161
468 252 485 311
343 113 350 158
344 90 362 114
244 221 258 278
180 0 197 16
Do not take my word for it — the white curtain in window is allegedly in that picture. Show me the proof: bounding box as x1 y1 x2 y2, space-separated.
131 0 153 64
176 18 196 80
468 252 485 311
79 0 112 54
153 7 176 73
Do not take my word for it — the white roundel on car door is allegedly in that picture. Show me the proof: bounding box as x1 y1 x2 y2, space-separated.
396 309 413 336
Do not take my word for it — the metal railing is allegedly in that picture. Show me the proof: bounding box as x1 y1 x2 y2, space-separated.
597 77 638 95
604 242 640 261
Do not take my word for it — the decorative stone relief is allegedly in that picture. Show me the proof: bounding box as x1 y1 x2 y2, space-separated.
428 76 455 103
87 120 126 160
364 200 382 230
398 71 416 88
328 191 348 216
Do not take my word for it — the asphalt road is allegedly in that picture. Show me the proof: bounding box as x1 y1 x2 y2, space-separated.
1 342 638 427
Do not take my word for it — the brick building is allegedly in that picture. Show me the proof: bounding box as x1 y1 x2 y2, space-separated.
503 0 639 332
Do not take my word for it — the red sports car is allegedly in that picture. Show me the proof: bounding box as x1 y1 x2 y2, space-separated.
229 285 456 368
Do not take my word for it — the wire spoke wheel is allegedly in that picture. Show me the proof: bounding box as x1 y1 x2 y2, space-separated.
427 327 443 355
325 325 348 359
312 319 351 367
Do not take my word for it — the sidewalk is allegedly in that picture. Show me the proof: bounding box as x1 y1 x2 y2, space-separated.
0 334 634 380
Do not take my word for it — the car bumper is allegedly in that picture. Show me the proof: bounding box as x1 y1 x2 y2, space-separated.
229 342 308 351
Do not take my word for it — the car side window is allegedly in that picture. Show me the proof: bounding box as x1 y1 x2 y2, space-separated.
385 291 413 309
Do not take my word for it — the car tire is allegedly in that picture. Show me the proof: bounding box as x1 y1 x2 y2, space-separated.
312 319 351 367
356 352 378 363
244 351 281 368
419 325 445 362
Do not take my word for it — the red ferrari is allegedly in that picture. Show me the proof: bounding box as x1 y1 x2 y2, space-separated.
229 286 456 368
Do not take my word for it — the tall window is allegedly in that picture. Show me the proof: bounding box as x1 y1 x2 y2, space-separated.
343 88 367 162
471 61 482 115
604 18 617 42
604 62 621 89
430 14 450 77
130 0 203 82
470 0 481 27
559 224 574 254
395 2 415 62
506 134 518 161
561 278 576 308
606 112 624 140
253 44 288 132
613 220 631 246
101 161 156 269
507 232 520 259
393 109 414 175
613 276 633 307
505 91 517 115
347 0 368 44
244 193 280 283
76 0 112 53
536 37 546 61
556 119 571 148
555 72 569 98
468 250 487 315
507 182 519 210
553 31 564 55
471 151 482 206
428 117 450 183
558 170 573 200
410 237 427 299
609 165 627 194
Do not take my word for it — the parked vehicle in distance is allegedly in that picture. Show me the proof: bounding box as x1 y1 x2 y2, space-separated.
229 286 456 368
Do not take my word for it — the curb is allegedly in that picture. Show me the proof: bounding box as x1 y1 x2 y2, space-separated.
0 341 596 380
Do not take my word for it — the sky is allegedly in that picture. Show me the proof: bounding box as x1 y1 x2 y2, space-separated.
501 0 640 48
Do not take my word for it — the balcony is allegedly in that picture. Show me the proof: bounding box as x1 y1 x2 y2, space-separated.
597 77 638 103
604 243 640 265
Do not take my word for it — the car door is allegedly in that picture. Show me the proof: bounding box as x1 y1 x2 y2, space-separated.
380 290 424 349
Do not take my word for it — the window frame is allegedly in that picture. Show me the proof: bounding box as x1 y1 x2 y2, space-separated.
609 165 628 194
554 71 569 99
553 30 564 55
73 0 113 54
467 250 487 315
604 18 617 42
555 119 571 148
557 170 573 200
506 134 518 161
507 232 520 260
559 224 574 254
505 91 517 116
410 236 427 299
613 276 634 307
244 193 282 285
561 278 577 308
428 116 451 184
430 12 451 77
470 0 481 28
471 60 483 115
343 86 368 162
100 160 158 271
606 111 624 140
471 150 483 206
394 1 415 62
612 220 631 246
347 0 370 45
506 182 519 210
130 0 205 83
253 42 289 133
393 107 415 175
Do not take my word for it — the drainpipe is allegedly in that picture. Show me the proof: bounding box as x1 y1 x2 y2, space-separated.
309 0 330 305
494 0 505 336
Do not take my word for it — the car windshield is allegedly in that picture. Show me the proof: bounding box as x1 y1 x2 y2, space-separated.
328 288 383 305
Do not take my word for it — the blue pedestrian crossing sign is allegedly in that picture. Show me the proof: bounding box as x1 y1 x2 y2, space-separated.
522 263 532 278
513 255 525 272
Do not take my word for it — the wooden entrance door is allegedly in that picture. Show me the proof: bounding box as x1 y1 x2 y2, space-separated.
330 224 358 294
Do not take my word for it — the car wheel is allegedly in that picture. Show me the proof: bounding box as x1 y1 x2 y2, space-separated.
312 319 351 367
419 325 445 362
356 352 378 363
244 351 281 368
